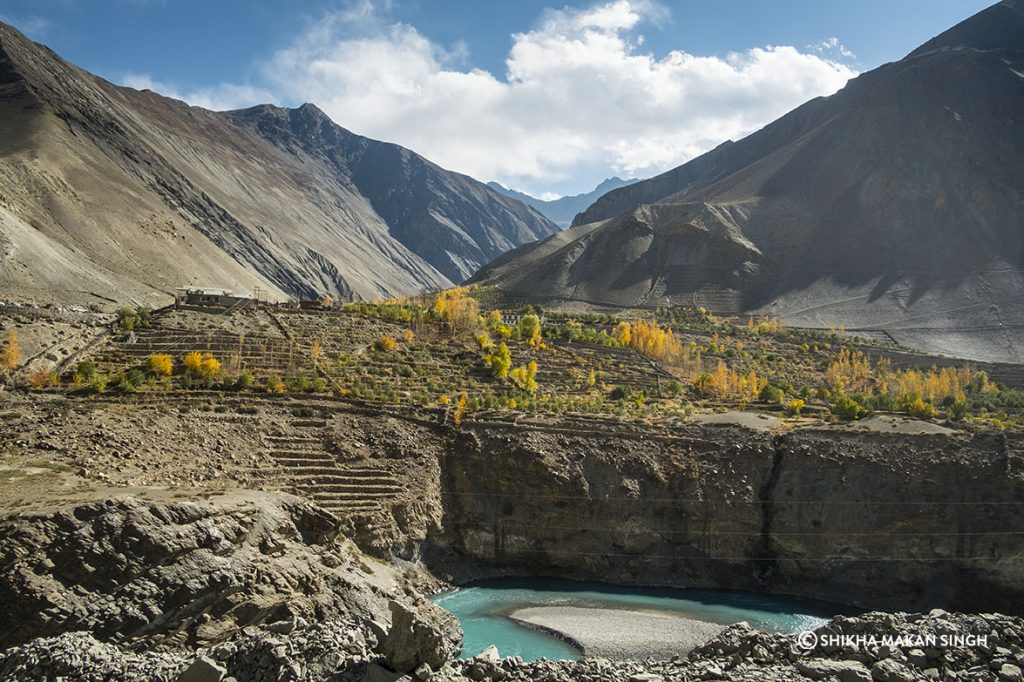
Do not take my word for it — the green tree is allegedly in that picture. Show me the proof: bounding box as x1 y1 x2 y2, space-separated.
759 383 784 404
832 395 866 421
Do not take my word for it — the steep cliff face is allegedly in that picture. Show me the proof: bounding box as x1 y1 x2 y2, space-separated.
427 417 1024 613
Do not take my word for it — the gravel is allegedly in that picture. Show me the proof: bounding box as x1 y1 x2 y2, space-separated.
509 606 725 660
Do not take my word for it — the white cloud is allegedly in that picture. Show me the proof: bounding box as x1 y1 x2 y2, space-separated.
117 1 859 196
119 73 274 112
258 1 857 195
810 36 857 60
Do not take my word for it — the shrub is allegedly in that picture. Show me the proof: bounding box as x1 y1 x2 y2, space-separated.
759 383 785 404
236 370 255 390
901 396 937 420
832 395 866 421
74 360 97 382
586 369 597 389
117 368 146 392
609 386 630 401
2 329 20 371
90 374 108 394
692 372 714 396
148 353 173 377
786 399 806 417
402 329 415 343
376 335 398 352
28 370 57 389
662 379 683 397
947 400 968 421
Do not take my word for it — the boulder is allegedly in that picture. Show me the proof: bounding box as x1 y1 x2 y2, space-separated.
378 599 456 673
176 656 226 682
797 659 872 682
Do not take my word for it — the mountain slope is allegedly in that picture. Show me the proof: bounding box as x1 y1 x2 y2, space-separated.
473 0 1024 362
0 22 556 305
487 177 639 227
226 104 558 284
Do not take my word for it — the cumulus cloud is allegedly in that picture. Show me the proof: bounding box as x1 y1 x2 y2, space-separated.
120 73 274 112
120 0 859 196
259 0 857 195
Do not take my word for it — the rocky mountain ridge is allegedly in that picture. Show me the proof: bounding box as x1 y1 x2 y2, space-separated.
0 22 556 305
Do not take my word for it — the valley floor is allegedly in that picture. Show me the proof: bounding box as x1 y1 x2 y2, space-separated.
1 299 1023 680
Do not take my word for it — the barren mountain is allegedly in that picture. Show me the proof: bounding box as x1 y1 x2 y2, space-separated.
0 22 556 306
472 0 1024 362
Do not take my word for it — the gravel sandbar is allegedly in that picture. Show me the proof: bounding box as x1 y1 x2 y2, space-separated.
509 606 725 660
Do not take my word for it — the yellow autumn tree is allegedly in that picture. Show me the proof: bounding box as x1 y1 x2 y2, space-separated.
486 342 512 379
693 359 765 401
200 356 221 378
375 335 398 351
183 351 204 374
2 329 20 372
147 353 173 377
519 314 542 347
511 360 538 393
183 351 220 378
433 287 479 335
453 391 468 425
825 349 872 395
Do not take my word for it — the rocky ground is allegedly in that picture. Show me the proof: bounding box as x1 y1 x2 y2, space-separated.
1 609 1022 681
0 493 455 650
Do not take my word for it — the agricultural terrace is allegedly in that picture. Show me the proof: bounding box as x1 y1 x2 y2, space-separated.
15 286 1024 429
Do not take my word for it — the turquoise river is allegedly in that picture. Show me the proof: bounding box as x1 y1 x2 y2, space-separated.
430 578 849 661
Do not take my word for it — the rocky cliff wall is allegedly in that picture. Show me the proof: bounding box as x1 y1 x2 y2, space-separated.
427 416 1024 614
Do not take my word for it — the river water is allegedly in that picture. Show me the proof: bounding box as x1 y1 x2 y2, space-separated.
431 578 846 661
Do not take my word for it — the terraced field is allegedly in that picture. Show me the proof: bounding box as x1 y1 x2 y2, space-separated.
55 295 1024 435
266 417 405 517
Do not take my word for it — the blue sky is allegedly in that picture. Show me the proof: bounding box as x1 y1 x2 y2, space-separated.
0 0 995 197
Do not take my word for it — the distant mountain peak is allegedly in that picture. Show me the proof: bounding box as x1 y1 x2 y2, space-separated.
488 177 641 227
